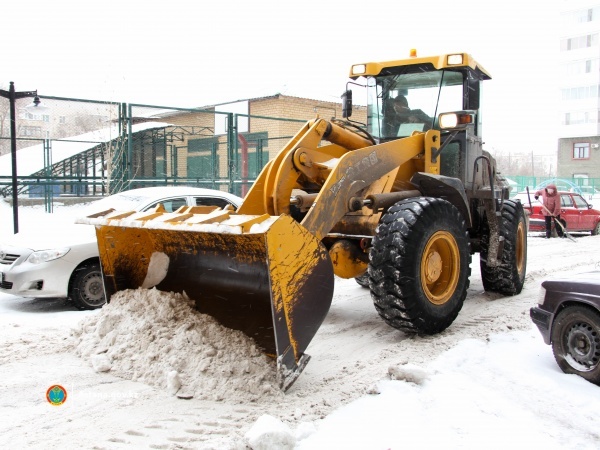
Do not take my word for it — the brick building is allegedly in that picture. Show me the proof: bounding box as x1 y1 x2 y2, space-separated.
134 94 367 193
557 136 600 182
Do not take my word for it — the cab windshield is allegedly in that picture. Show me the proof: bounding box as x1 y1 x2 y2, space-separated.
365 70 464 141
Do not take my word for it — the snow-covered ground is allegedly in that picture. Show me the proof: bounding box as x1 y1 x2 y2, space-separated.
1 199 599 449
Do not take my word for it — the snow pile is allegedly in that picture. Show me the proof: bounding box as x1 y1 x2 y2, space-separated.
388 363 429 385
72 287 282 402
245 414 296 450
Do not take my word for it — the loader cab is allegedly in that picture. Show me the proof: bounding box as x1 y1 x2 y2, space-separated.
360 66 484 142
347 52 491 188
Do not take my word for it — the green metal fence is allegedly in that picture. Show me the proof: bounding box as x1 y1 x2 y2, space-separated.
506 176 600 196
0 94 307 212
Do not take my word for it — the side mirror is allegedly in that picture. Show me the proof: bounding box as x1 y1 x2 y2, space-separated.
341 90 352 118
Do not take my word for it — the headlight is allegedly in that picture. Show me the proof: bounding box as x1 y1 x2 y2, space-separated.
537 286 547 306
27 248 70 264
438 111 474 130
439 113 459 128
351 64 366 76
447 54 464 65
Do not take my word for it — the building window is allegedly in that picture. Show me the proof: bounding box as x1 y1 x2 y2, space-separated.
19 126 42 137
562 7 600 25
573 143 590 159
561 33 599 51
561 85 600 101
59 116 66 124
561 111 600 125
562 110 600 125
563 59 600 76
24 112 50 122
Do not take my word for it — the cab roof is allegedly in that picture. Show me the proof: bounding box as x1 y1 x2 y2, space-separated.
349 52 492 81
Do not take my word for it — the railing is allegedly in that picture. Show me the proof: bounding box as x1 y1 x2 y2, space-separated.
0 95 315 212
507 176 600 195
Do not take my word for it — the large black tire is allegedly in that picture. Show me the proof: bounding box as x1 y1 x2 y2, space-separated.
592 221 600 236
69 263 106 310
369 197 471 335
355 272 370 288
480 199 527 295
551 305 600 385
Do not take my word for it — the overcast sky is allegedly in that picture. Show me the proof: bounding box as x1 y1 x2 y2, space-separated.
3 0 571 155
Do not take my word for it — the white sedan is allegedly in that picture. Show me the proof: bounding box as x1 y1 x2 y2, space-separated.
0 186 242 310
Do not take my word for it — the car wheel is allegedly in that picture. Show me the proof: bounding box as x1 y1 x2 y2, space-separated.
551 305 600 385
592 222 600 236
70 263 106 310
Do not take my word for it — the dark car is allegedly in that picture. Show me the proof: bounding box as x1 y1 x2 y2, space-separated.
530 271 600 385
512 191 600 236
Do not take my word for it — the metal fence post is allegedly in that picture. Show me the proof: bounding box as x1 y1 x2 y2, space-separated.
226 112 236 194
126 103 133 189
43 138 53 212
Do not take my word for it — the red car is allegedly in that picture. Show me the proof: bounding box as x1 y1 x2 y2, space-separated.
512 191 600 236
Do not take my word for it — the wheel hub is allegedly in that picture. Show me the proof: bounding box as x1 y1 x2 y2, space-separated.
84 274 105 305
566 322 600 370
420 231 460 305
424 251 443 283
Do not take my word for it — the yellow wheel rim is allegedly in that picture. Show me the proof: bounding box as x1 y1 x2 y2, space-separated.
516 219 526 276
420 231 460 305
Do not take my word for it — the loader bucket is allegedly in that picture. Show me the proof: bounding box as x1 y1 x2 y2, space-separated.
83 208 334 390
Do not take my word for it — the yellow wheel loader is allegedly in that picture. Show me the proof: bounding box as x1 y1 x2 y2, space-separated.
81 52 527 390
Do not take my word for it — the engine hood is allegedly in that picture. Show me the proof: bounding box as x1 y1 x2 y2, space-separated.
0 223 95 250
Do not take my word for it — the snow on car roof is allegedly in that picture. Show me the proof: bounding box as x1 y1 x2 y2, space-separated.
82 186 242 215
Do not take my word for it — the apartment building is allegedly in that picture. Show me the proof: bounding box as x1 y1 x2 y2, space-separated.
558 1 600 181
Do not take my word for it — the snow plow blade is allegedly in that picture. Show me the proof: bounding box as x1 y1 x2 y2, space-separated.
80 206 334 391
